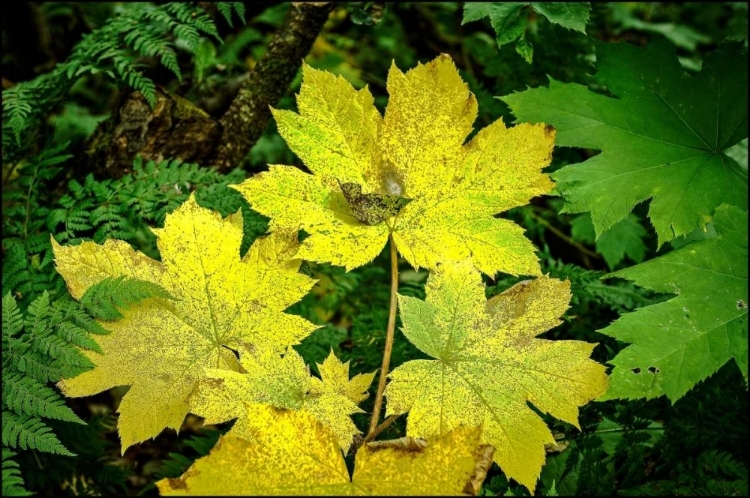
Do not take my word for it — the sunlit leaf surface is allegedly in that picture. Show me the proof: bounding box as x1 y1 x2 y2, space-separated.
52 195 317 450
385 261 608 491
157 404 493 496
233 55 555 276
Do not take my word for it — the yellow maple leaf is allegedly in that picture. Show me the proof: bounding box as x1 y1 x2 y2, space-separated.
189 348 375 452
157 404 494 496
314 348 376 405
384 260 608 492
51 195 318 451
232 54 555 275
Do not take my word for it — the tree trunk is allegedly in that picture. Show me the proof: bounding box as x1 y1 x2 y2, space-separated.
212 2 334 171
84 2 334 178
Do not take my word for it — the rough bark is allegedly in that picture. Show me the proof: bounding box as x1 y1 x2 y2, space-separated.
83 2 333 177
212 2 334 171
85 89 222 179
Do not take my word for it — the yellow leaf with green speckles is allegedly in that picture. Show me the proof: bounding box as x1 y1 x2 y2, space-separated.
157 404 494 496
233 55 555 275
315 348 376 405
188 348 374 452
384 260 609 492
51 195 317 451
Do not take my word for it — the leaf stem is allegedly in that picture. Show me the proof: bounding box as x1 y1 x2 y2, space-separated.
364 414 399 444
367 234 399 436
530 211 601 260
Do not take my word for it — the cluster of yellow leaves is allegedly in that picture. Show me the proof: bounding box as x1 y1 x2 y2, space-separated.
52 195 321 450
157 404 494 496
232 54 555 276
50 55 610 496
385 261 609 491
189 348 374 452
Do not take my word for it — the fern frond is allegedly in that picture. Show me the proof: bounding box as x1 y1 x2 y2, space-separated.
2 144 72 303
2 373 84 424
1 244 32 299
698 449 747 479
543 260 656 312
30 334 94 371
124 23 183 81
66 308 110 337
9 352 63 385
2 412 75 456
2 2 227 153
24 292 52 336
2 449 32 496
165 3 221 45
53 321 103 353
2 86 33 146
216 2 235 27
2 294 24 342
80 276 176 321
216 2 247 27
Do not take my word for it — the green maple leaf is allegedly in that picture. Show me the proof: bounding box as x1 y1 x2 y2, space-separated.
462 3 590 63
600 205 748 402
502 39 748 246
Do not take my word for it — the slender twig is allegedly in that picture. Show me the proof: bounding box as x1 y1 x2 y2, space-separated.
364 414 399 444
595 426 665 435
530 211 601 259
367 235 399 436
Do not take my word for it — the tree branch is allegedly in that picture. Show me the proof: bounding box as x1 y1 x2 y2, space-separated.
212 2 334 171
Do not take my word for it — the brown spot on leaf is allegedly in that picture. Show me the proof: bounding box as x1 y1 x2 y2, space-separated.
203 378 225 389
166 478 187 490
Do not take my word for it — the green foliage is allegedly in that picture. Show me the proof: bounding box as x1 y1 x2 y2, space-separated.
216 2 246 28
487 257 656 316
462 2 590 62
570 214 647 270
607 3 711 52
16 409 132 495
48 156 250 246
2 143 73 304
2 449 31 497
3 149 265 309
153 429 223 481
1 278 174 494
80 276 177 321
532 366 748 496
2 2 747 495
600 205 748 402
1 2 247 161
2 412 75 457
502 39 748 245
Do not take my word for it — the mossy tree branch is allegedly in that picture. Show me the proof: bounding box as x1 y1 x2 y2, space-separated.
212 2 334 171
83 2 334 177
